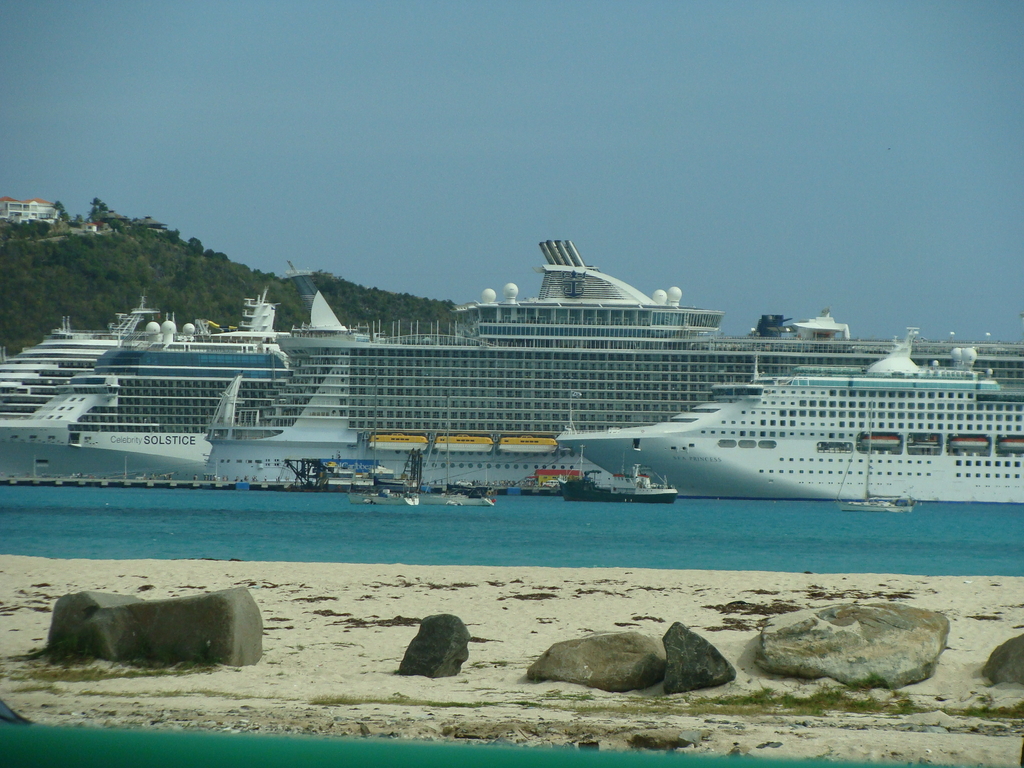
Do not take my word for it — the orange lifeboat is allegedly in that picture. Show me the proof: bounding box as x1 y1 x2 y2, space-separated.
368 434 428 451
498 435 558 454
433 434 494 454
948 435 991 454
995 436 1024 454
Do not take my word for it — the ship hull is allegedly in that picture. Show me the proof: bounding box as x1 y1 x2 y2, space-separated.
560 480 677 503
0 428 208 479
208 426 598 486
560 427 1024 505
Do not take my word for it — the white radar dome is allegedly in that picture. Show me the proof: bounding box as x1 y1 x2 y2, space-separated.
145 322 161 334
182 322 196 335
481 288 497 304
951 348 963 364
502 283 519 301
964 348 978 366
161 320 177 334
667 287 682 306
652 289 668 305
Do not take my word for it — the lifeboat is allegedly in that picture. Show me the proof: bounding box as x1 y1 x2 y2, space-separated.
433 434 494 453
996 436 1024 454
368 434 428 451
948 435 991 454
498 435 558 454
857 432 902 451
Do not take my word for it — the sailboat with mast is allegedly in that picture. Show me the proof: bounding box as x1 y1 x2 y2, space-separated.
420 397 495 506
347 393 421 504
836 403 916 512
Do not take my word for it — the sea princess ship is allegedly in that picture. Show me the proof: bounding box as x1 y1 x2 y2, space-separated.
558 330 1024 504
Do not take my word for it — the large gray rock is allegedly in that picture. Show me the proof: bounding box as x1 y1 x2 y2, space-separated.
47 588 263 666
527 632 666 692
662 622 736 693
398 614 470 678
47 591 142 655
982 633 1024 685
756 603 949 688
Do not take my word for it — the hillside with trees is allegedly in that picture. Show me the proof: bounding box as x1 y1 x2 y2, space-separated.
0 207 455 354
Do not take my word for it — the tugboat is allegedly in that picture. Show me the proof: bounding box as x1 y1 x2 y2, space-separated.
560 464 677 504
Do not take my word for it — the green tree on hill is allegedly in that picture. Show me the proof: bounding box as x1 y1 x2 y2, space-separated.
0 219 455 354
88 198 109 221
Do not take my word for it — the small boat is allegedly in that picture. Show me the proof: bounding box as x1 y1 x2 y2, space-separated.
839 423 915 512
350 451 421 504
348 487 419 505
837 496 916 513
561 464 677 503
419 490 495 507
497 435 558 454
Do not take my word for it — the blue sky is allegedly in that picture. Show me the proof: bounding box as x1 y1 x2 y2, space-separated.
3 1 1022 340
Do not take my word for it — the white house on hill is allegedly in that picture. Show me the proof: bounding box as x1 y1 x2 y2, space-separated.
0 197 58 223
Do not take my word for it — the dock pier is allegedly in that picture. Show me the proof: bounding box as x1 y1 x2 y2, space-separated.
2 477 560 495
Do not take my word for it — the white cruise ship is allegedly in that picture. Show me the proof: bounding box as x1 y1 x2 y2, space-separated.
0 293 290 479
558 330 1024 504
208 241 1024 488
0 299 160 418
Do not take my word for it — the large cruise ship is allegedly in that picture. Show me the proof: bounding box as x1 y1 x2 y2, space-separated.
209 241 726 483
558 330 1024 504
0 293 290 479
207 241 1024 486
0 299 160 418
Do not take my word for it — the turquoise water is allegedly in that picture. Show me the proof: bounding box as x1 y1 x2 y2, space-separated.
0 487 1021 576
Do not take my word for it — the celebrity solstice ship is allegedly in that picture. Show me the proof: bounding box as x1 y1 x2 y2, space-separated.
558 329 1024 504
0 292 290 479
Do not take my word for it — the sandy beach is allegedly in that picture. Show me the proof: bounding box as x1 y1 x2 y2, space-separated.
1 555 1022 764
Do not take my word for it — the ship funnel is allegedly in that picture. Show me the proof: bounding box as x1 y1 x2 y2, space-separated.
554 241 575 267
287 271 319 312
563 241 586 267
540 240 565 266
538 240 586 268
285 263 345 330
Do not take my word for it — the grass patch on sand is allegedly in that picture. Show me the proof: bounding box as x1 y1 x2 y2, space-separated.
12 683 60 694
556 687 918 718
11 662 218 684
72 688 260 701
677 687 921 717
311 694 492 709
955 699 1024 719
310 687 926 717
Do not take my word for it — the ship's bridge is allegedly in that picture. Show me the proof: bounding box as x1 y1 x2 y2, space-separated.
453 240 724 348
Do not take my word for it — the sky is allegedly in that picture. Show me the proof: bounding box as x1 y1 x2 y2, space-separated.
3 1 1022 341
